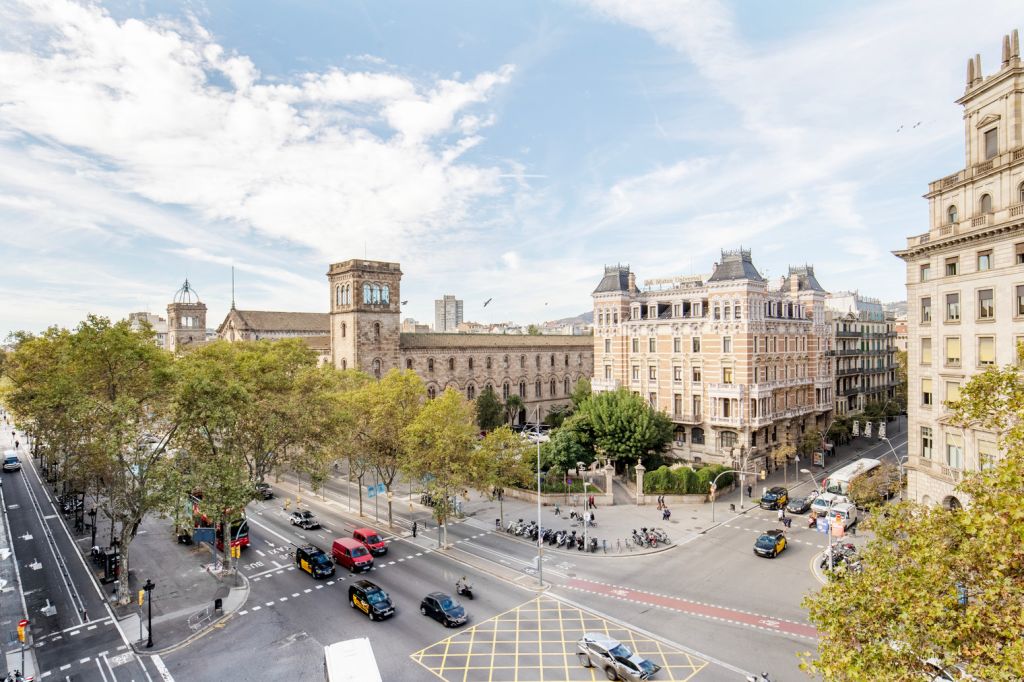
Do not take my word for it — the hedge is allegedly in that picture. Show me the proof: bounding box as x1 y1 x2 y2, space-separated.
643 464 734 494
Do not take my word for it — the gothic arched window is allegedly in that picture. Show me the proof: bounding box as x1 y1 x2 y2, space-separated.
373 322 381 340
335 284 341 306
372 358 381 379
363 283 371 303
468 357 474 370
448 357 455 371
372 285 381 304
485 356 492 370
406 358 413 369
502 383 510 400
535 379 542 397
341 358 347 369
467 385 476 400
519 381 526 397
381 285 390 304
340 322 346 338
564 377 570 394
550 378 556 396
427 386 437 399
550 354 555 367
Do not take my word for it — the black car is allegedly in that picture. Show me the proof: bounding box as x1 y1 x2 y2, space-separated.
255 482 273 500
295 545 335 578
290 510 321 530
786 492 817 514
420 592 467 627
349 580 395 621
759 486 789 510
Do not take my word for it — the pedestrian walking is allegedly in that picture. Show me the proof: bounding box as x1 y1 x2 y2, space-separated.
746 484 753 499
777 508 785 522
662 507 671 521
13 440 18 450
783 516 792 529
412 521 418 538
569 506 577 521
554 504 561 516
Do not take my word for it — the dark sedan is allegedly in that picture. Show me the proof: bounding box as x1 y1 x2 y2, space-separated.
786 492 817 514
420 592 467 627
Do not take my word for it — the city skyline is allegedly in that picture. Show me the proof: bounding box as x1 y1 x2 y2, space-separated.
1 0 1021 339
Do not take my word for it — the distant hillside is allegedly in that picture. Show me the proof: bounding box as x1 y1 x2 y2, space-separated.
547 311 593 325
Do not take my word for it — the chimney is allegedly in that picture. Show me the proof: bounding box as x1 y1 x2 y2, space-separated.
1003 34 1011 66
627 271 638 294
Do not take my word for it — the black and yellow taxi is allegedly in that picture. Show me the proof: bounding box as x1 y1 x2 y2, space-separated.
753 529 787 558
295 544 335 579
348 580 395 621
759 486 789 510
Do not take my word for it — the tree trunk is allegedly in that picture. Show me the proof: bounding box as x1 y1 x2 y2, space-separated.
221 512 232 573
387 497 393 529
357 474 364 517
115 522 134 605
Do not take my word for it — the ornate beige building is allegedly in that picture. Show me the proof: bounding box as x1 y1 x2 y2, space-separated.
895 30 1024 508
591 250 834 469
327 259 593 421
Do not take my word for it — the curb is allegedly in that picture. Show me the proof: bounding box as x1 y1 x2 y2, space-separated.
131 572 251 656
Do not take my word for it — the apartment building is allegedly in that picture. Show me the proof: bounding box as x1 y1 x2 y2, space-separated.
894 30 1024 508
827 292 899 416
434 294 464 333
591 250 834 470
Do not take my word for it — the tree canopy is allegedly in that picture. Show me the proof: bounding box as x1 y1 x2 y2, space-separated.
474 384 504 432
571 388 673 468
802 355 1024 680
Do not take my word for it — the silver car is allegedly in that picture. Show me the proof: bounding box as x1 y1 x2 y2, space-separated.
576 632 660 681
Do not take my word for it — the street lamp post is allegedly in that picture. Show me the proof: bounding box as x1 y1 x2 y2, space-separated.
534 407 543 588
88 507 97 548
143 579 155 648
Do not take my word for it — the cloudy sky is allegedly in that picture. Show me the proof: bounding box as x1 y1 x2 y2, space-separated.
1 0 1021 337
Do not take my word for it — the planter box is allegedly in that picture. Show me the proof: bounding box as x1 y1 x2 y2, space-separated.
639 483 736 505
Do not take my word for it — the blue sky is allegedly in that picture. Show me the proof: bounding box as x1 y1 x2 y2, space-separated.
1 0 1021 337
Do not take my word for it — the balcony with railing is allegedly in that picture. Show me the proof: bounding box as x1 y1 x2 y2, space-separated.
707 414 742 427
835 330 861 339
672 411 702 424
706 382 743 398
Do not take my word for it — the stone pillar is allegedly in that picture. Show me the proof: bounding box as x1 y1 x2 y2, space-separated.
634 458 646 506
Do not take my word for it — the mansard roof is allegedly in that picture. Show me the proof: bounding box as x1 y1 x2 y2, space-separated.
786 265 827 292
593 265 631 294
707 249 764 283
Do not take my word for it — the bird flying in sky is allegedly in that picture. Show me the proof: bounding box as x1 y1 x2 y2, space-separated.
483 298 492 307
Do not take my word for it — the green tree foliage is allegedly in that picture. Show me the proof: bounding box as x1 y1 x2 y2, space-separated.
542 415 595 473
474 384 504 432
845 461 900 509
642 465 732 494
894 349 908 412
570 378 592 408
802 355 1024 680
4 317 178 604
573 389 672 468
403 388 478 546
526 324 541 336
503 394 524 425
473 426 534 526
346 370 425 528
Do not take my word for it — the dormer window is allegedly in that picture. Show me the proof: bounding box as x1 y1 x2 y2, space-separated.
984 128 997 160
980 194 993 214
947 205 958 224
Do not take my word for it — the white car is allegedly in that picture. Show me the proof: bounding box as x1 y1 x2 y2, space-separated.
810 492 848 516
3 451 21 472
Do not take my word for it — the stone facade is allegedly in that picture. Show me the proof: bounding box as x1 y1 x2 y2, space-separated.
328 259 594 420
827 292 899 416
591 252 834 470
166 279 208 353
894 30 1024 508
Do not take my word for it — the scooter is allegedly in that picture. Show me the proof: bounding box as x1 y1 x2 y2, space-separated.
456 579 474 600
746 674 772 682
576 535 585 551
589 537 598 553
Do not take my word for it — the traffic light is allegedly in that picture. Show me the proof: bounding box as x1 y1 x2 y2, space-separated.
17 619 28 643
231 544 241 559
138 589 145 606
759 470 767 480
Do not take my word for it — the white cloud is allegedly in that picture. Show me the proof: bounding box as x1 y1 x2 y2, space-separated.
0 0 515 264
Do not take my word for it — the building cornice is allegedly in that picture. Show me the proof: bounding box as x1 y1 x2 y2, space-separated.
894 218 1024 261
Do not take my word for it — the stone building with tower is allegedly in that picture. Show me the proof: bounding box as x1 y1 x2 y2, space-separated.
166 279 208 353
895 29 1024 508
591 250 834 470
327 259 593 422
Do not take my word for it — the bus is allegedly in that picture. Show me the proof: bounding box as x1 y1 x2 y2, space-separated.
824 458 882 495
324 637 382 682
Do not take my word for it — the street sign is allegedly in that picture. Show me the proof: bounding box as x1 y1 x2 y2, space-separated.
879 421 887 438
376 483 386 495
367 486 376 499
816 517 829 533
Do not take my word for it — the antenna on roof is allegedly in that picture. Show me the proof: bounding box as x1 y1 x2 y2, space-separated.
231 265 236 310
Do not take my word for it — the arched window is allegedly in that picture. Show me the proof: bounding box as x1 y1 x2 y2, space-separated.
577 353 582 366
564 377 570 394
341 358 347 369
427 386 436 399
535 355 541 369
503 355 509 368
535 379 542 397
381 285 390 304
427 358 435 372
372 358 381 379
345 285 351 304
550 354 555 367
980 193 993 214
340 322 346 338
550 378 556 396
691 427 705 445
335 284 342 306
373 322 381 340
485 356 492 369
1019 181 1024 204
373 285 381 304
467 384 476 400
406 358 413 369
362 283 371 303
448 357 455 371
519 381 526 398
468 357 474 370
502 383 510 400
564 354 569 367
520 355 526 368
947 205 958 224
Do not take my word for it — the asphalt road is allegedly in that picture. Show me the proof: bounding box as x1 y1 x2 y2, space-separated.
1 434 169 681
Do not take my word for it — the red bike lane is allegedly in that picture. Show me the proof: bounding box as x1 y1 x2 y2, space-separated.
563 577 819 640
